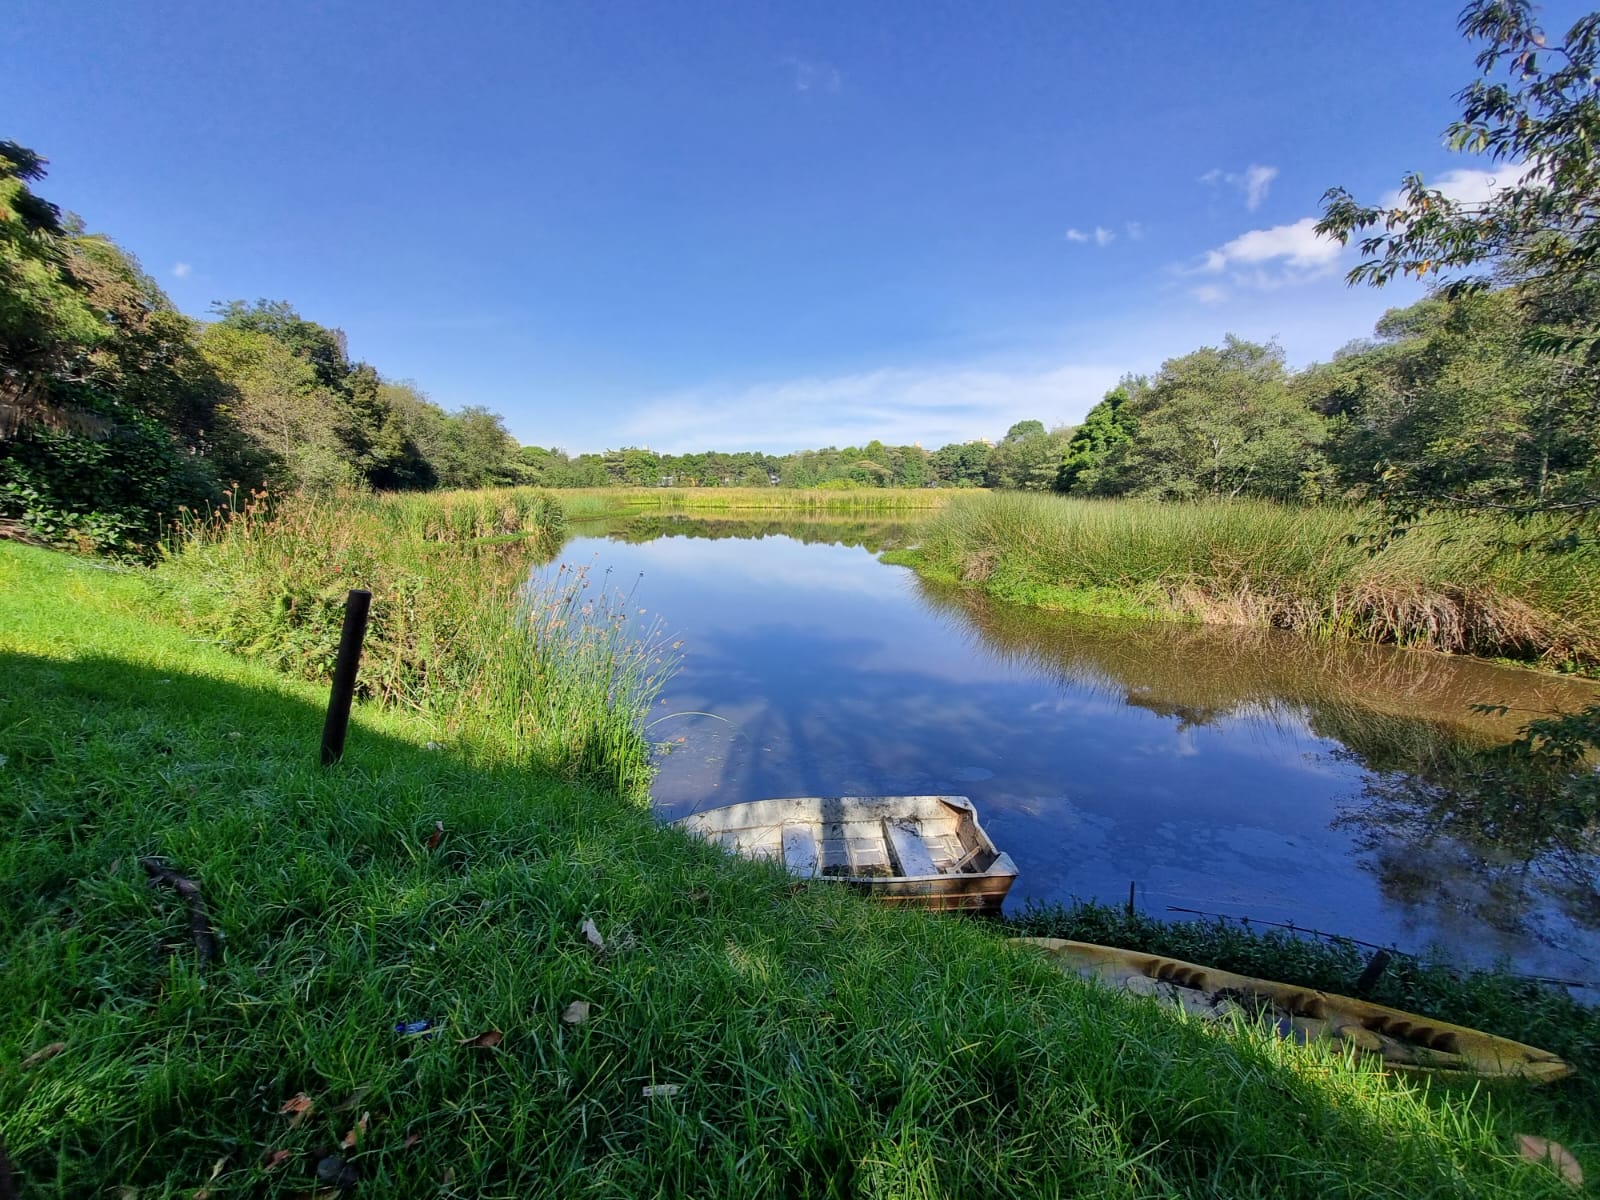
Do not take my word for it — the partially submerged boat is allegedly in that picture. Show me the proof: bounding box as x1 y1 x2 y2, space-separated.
676 795 1018 911
1012 937 1573 1083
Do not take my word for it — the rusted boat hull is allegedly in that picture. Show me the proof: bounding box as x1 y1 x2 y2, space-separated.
1013 937 1573 1083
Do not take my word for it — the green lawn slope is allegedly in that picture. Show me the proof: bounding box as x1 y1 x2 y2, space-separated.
0 542 1586 1197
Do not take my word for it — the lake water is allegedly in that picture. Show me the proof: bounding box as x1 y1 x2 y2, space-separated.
545 514 1600 985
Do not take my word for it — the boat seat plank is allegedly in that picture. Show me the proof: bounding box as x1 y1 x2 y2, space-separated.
884 819 940 876
781 825 819 877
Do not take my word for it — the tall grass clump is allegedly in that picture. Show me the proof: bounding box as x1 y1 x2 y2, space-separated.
157 487 667 791
902 493 1600 668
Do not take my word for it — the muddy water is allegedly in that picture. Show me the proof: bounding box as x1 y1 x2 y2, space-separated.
546 514 1600 983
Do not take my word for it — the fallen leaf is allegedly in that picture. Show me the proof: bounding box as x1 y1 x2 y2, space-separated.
425 821 444 850
1517 1135 1583 1188
561 1000 591 1026
225 731 242 741
261 1149 293 1171
402 1132 422 1150
441 1167 456 1187
579 917 604 950
280 1092 314 1127
641 1083 680 1099
19 1042 66 1070
685 887 711 907
116 1188 138 1200
458 1029 504 1049
339 1111 369 1150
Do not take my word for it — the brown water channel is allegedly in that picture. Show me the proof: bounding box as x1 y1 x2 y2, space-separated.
547 513 1600 983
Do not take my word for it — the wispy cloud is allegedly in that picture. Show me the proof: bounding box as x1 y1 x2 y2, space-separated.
1065 225 1116 247
1124 221 1144 241
1190 284 1229 306
782 56 841 93
620 361 1123 454
1201 164 1279 211
171 262 192 279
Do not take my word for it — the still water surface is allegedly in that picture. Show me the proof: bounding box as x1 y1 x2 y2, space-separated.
547 515 1600 983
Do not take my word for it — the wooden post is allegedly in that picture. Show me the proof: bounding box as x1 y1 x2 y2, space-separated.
320 589 372 766
1126 880 1136 916
1355 949 1393 995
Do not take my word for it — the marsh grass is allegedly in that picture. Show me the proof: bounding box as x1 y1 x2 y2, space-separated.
2 542 1592 1197
899 493 1600 669
157 487 663 792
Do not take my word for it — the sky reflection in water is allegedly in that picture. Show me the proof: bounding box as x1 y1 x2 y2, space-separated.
542 519 1600 981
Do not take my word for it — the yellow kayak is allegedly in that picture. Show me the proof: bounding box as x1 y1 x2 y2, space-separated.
1013 937 1572 1083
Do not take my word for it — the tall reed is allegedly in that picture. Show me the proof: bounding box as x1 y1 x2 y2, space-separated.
158 488 669 794
907 493 1600 668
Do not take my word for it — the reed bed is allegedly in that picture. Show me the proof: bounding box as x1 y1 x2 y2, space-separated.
157 488 666 793
902 493 1600 669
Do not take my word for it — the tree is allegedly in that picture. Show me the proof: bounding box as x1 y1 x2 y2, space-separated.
929 440 991 486
1002 419 1047 443
1092 338 1324 500
1317 1 1600 300
1057 384 1137 493
985 421 1070 491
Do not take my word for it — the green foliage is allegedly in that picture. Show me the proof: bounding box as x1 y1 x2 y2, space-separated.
1319 0 1600 298
1057 384 1137 493
1076 339 1325 500
984 422 1071 491
1297 291 1600 509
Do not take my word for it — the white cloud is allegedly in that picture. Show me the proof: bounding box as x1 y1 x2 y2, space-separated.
1201 216 1343 275
171 262 192 279
1064 226 1117 247
620 361 1124 454
1201 163 1279 211
1125 221 1144 241
782 56 841 93
1380 162 1536 209
1190 284 1229 305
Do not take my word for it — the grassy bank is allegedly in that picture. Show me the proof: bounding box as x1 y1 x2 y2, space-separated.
888 493 1600 670
3 528 1595 1195
561 486 953 518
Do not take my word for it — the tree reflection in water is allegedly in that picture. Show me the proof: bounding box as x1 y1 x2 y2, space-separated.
910 573 1600 944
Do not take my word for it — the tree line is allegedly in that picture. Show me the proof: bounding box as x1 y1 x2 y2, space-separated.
4 0 1598 552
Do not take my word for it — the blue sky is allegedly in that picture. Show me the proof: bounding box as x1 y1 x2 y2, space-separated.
4 1 1574 454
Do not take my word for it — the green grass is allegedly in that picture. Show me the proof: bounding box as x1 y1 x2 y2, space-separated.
896 493 1600 671
3 539 1597 1196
